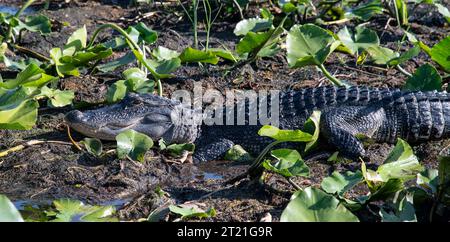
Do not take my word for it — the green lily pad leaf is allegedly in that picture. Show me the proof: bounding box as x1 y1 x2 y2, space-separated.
102 36 127 50
416 169 439 194
209 48 239 62
233 17 272 36
438 156 450 205
258 125 313 142
0 99 38 130
435 3 450 23
123 67 147 82
106 80 127 103
81 138 103 157
380 193 417 222
387 45 421 66
50 47 79 77
361 160 407 200
122 67 153 93
345 0 384 21
236 30 272 55
51 199 117 222
0 195 24 222
377 139 424 182
365 46 399 65
106 68 153 103
286 24 341 68
337 25 379 56
61 46 113 66
116 129 154 162
260 7 273 19
279 0 297 13
280 187 359 222
169 204 216 220
430 35 450 73
262 148 309 177
179 47 219 64
321 170 363 196
0 63 56 89
19 14 51 35
63 25 87 56
0 86 36 110
133 22 158 44
403 63 442 91
145 57 181 75
303 110 321 153
165 143 195 157
368 178 405 201
152 46 180 61
236 25 284 58
39 86 74 107
224 145 252 162
97 51 136 73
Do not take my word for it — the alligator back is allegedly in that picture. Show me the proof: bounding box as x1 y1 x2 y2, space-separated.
281 86 450 143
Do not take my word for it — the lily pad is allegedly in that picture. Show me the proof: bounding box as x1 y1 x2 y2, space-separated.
262 149 310 178
258 125 313 142
403 63 442 91
337 25 379 55
280 187 359 222
233 18 272 36
116 129 154 162
321 170 363 196
430 35 450 73
0 195 24 222
286 24 341 68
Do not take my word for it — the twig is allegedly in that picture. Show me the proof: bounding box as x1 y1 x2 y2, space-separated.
232 0 244 20
0 140 74 158
5 0 36 42
11 45 51 62
395 65 412 77
66 125 83 151
287 177 302 191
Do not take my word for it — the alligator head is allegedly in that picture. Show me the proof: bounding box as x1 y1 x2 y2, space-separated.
64 93 202 144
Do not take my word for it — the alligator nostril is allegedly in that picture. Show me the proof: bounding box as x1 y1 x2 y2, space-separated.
64 110 84 124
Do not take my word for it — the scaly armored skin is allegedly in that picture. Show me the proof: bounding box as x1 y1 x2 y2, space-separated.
64 86 450 162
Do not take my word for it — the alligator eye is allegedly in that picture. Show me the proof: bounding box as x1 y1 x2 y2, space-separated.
132 98 143 105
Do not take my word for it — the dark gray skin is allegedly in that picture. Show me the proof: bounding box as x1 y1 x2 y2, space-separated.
65 86 450 163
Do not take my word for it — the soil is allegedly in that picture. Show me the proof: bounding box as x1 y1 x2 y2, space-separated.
0 0 449 221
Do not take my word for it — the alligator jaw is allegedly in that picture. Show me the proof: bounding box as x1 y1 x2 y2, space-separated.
64 93 200 143
64 110 134 140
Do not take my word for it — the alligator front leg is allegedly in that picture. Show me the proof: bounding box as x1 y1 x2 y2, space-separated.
193 138 235 163
320 105 386 159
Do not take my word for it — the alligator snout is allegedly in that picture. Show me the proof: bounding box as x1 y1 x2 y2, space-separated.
64 110 85 124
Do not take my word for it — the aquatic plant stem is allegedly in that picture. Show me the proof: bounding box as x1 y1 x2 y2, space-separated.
5 0 36 42
86 23 164 95
318 64 344 86
392 0 402 28
224 140 282 185
193 0 199 49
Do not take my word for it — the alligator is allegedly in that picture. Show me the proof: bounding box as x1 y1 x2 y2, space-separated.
64 86 450 163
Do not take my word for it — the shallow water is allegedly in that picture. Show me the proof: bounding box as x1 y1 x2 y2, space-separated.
0 4 36 15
